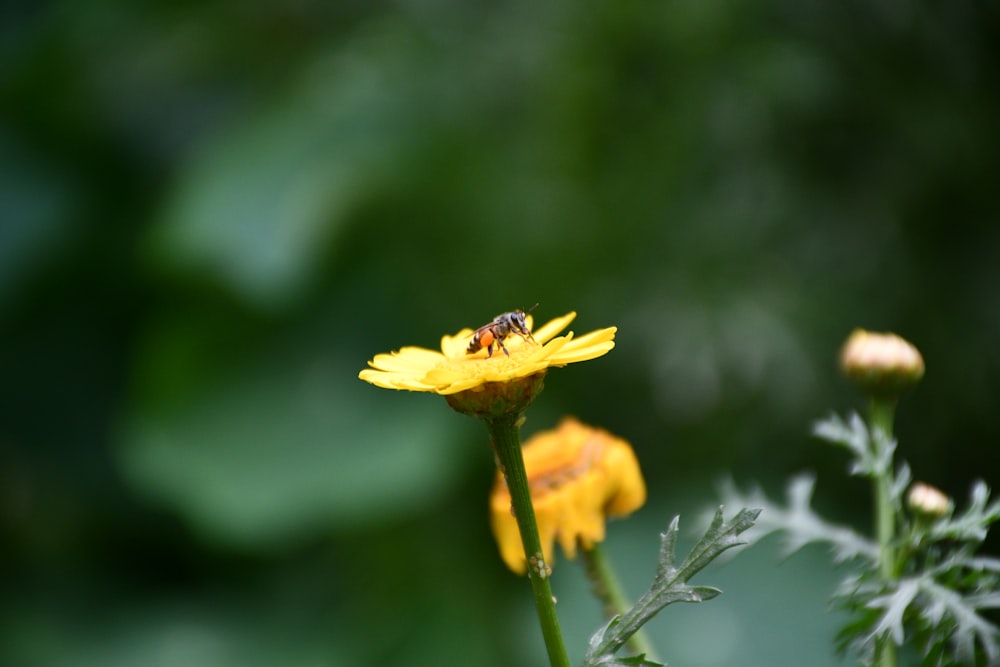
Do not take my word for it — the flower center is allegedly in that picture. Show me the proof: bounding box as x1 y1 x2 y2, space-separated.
527 437 602 497
440 339 538 376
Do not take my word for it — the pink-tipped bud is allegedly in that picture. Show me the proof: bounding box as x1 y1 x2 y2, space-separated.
840 329 925 397
907 482 951 519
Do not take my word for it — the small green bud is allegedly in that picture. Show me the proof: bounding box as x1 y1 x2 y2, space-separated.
840 329 925 398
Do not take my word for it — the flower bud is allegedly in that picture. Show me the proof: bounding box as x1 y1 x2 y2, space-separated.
907 482 951 519
840 329 925 397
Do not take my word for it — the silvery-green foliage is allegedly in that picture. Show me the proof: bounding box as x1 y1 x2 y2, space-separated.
722 413 1000 666
583 508 760 667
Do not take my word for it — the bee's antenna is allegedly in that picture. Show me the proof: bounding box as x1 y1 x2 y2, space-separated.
526 303 539 313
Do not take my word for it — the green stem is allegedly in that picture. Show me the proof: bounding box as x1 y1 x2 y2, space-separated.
869 397 899 667
487 415 572 667
580 542 659 662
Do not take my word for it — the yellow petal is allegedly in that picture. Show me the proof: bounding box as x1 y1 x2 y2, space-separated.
441 328 477 359
547 328 617 364
532 312 576 344
367 347 445 372
488 417 645 574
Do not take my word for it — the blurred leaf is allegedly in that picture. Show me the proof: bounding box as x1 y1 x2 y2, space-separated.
929 481 1000 544
0 135 79 310
147 22 430 310
719 475 878 563
0 591 344 667
1 542 512 667
116 332 473 548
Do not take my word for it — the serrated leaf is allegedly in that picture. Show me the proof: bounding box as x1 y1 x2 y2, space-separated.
747 412 1000 665
813 412 898 479
965 556 1000 573
718 475 877 562
676 508 759 584
868 424 898 478
657 516 681 577
583 508 758 667
890 462 912 509
615 657 663 666
929 481 1000 544
867 578 921 644
589 654 664 667
813 412 869 464
687 586 723 602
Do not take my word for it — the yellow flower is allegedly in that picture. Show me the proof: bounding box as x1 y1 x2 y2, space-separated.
358 311 616 396
489 417 646 574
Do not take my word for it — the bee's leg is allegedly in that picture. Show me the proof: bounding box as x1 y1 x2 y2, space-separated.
486 342 494 357
514 331 534 344
498 339 511 356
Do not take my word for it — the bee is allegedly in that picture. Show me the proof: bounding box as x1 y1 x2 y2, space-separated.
466 304 538 357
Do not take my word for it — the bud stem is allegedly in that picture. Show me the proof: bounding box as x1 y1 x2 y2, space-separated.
869 397 899 667
487 415 572 667
581 542 660 662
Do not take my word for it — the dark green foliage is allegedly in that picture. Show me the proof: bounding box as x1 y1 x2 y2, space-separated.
3 0 999 664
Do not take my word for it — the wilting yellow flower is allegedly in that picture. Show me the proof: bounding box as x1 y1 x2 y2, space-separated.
490 418 646 574
358 312 616 396
840 328 925 396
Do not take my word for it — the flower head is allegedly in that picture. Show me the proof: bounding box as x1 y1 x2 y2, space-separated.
489 417 646 574
840 328 925 397
359 311 616 416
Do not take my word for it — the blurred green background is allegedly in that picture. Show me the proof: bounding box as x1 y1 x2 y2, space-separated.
2 0 998 665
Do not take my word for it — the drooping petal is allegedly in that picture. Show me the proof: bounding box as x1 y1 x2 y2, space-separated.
489 418 646 574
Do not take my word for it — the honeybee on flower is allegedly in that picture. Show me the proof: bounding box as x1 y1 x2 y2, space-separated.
358 310 616 397
466 305 538 358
